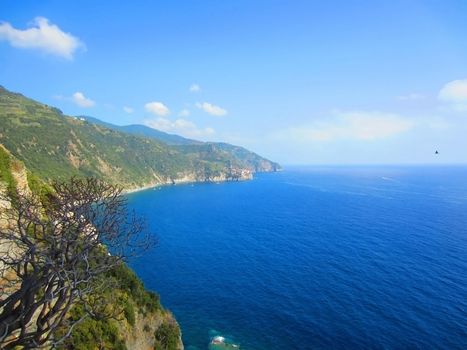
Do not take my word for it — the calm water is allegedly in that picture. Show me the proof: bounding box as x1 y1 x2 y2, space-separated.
128 166 467 350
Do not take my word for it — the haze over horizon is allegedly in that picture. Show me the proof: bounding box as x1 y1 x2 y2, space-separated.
1 0 467 165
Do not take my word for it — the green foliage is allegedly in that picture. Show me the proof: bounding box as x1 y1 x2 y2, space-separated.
26 170 53 204
122 299 136 326
109 263 161 314
0 146 18 201
57 263 166 349
59 304 127 350
215 142 282 172
154 320 180 350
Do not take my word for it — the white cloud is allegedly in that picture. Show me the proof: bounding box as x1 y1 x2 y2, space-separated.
72 92 95 108
144 117 214 139
196 102 227 116
397 93 425 101
0 17 83 59
123 106 134 114
439 79 467 101
178 109 190 117
438 79 467 111
146 117 172 131
273 111 414 142
145 101 170 116
189 84 200 92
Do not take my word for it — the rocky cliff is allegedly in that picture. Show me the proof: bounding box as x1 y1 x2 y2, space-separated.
0 147 183 350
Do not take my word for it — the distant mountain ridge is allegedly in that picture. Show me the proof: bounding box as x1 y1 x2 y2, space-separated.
82 116 201 146
83 116 281 173
0 85 280 190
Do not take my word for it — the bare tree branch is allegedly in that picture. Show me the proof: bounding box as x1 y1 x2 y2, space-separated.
0 177 153 349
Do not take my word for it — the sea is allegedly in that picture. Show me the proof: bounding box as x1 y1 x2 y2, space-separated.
127 166 467 350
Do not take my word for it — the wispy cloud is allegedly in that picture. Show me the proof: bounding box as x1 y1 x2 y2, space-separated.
123 106 134 114
189 84 200 92
144 117 214 138
272 111 414 142
0 17 84 59
397 93 425 101
438 79 467 111
72 92 95 108
178 109 190 117
145 101 170 116
196 102 227 116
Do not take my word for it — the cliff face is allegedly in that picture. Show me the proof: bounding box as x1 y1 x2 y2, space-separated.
0 149 184 350
120 309 183 350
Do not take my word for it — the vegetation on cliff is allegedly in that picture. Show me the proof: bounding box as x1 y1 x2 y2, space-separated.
59 264 180 350
0 154 182 349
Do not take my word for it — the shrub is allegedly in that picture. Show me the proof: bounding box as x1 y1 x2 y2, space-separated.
0 146 17 201
154 320 180 350
123 300 136 326
108 264 161 313
58 305 127 350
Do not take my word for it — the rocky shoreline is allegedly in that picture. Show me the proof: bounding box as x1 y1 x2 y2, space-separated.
123 168 257 194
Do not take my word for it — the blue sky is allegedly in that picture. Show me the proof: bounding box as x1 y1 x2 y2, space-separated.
1 0 467 164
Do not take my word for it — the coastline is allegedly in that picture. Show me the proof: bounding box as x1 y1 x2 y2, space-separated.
122 172 254 195
122 168 282 195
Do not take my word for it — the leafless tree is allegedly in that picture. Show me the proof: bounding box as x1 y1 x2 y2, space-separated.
0 177 151 349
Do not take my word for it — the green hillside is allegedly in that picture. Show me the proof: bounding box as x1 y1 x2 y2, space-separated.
82 116 281 172
0 86 280 189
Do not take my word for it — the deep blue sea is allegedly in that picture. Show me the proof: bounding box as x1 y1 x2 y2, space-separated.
128 166 467 350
